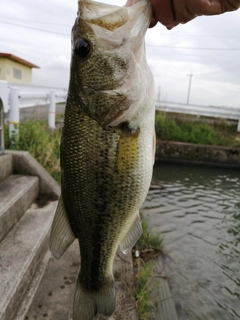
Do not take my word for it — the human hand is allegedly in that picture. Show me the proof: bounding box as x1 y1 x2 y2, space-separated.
149 0 240 28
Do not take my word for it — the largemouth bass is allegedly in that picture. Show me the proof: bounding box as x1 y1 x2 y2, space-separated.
50 0 155 319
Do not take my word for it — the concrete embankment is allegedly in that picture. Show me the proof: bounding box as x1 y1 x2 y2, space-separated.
156 140 240 168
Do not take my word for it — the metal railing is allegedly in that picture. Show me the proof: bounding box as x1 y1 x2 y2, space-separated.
156 101 240 132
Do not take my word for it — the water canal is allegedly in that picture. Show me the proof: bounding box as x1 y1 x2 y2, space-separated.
142 163 240 320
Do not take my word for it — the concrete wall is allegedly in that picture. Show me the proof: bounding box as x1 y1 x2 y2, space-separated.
0 58 32 84
5 150 61 198
156 140 240 168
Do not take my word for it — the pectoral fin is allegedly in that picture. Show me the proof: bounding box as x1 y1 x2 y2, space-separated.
50 195 76 259
119 213 142 254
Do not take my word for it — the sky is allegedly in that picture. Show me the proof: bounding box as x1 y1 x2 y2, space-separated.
1 0 240 107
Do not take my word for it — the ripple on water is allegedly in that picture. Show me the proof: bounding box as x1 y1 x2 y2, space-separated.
142 163 240 320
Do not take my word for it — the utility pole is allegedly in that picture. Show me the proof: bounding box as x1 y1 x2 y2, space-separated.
186 72 193 105
157 86 161 102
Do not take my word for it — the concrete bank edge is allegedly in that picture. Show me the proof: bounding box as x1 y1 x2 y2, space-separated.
156 140 240 168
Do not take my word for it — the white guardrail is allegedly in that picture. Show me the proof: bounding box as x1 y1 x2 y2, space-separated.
0 80 67 149
156 101 240 132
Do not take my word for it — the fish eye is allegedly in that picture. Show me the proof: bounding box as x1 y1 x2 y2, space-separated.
74 38 91 59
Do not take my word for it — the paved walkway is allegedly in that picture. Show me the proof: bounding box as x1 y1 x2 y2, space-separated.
25 241 138 320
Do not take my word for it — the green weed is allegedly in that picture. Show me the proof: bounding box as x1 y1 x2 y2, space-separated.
4 120 61 184
135 262 156 320
137 219 163 252
133 217 163 320
155 112 240 147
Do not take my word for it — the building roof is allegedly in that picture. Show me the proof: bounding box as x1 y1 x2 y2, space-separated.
0 52 40 69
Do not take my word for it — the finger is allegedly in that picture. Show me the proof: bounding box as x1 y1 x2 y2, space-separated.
220 0 240 13
149 15 158 28
173 0 199 24
174 0 240 21
150 0 177 27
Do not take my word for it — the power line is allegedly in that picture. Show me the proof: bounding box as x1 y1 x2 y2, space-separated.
2 17 240 39
1 17 70 27
1 20 240 51
157 32 240 39
196 66 240 77
146 44 240 51
0 20 70 36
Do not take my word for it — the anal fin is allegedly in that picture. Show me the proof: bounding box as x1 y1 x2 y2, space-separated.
119 213 142 254
50 194 76 259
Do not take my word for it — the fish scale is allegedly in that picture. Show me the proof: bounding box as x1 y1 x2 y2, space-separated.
62 107 141 236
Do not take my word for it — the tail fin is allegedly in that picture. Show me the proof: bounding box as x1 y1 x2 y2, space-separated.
72 278 116 320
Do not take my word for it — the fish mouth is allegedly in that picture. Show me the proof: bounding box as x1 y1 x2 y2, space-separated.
75 0 151 58
78 1 128 31
78 0 151 33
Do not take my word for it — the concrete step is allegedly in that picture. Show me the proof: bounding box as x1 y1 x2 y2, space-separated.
0 200 57 320
0 175 39 242
0 154 13 184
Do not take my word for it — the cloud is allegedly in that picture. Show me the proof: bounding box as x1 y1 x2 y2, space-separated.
46 55 70 71
0 0 239 107
32 55 70 88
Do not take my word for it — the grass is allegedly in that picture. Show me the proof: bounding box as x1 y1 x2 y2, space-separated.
135 262 157 320
133 216 163 320
4 120 62 184
155 112 240 147
137 219 163 253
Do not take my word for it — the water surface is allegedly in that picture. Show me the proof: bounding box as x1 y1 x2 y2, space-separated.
142 163 240 320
